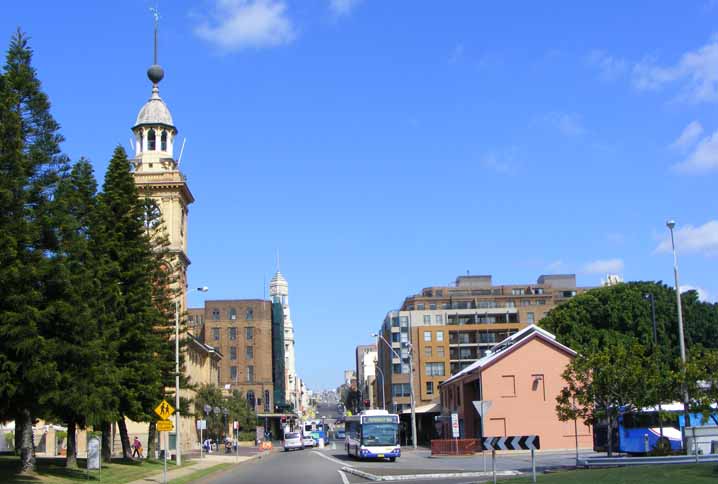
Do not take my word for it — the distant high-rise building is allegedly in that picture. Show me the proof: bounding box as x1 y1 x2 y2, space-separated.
269 271 298 411
376 274 590 414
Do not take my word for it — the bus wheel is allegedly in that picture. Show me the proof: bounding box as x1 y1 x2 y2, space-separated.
389 457 396 462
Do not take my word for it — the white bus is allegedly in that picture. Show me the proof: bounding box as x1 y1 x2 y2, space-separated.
344 410 400 461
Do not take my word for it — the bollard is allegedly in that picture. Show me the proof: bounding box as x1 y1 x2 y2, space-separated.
531 448 536 483
492 450 496 484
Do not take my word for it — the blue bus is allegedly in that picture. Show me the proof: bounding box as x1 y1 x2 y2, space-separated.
345 410 400 461
595 403 718 454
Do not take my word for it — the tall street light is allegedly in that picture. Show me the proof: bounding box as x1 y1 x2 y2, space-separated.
372 332 417 449
666 220 690 429
373 359 386 410
175 286 209 466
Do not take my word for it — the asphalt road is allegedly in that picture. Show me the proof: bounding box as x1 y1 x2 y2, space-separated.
201 445 548 484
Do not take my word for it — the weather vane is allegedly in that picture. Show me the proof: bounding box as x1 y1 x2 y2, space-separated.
150 4 160 64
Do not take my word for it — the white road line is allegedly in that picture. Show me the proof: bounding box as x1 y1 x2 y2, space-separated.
337 469 350 484
312 450 354 468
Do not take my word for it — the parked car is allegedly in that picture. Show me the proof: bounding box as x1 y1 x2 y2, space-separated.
335 429 346 440
283 432 303 452
302 435 316 448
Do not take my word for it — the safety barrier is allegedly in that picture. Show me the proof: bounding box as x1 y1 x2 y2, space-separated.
430 439 478 455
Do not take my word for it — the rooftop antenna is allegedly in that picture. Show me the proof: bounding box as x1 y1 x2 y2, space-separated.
177 138 187 165
276 249 280 272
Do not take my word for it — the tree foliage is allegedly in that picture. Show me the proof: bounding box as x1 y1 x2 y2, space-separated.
193 385 257 441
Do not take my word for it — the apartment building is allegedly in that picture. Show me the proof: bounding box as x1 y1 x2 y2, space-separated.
189 299 280 414
355 344 377 408
377 274 588 414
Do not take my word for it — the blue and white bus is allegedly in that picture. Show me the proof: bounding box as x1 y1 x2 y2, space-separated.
595 403 718 454
345 410 400 461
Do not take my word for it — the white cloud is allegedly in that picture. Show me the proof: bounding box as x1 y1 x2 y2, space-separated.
671 121 704 150
680 285 713 302
478 151 518 175
545 260 564 271
632 39 718 103
582 258 624 274
655 220 718 256
536 112 586 137
329 0 362 16
194 0 295 52
586 50 628 81
673 129 718 173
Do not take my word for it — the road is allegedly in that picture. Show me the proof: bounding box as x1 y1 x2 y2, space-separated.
200 445 589 484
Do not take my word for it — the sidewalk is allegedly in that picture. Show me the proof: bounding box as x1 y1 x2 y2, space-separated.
126 452 264 484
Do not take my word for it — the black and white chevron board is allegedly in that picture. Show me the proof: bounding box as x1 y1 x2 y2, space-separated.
482 435 540 451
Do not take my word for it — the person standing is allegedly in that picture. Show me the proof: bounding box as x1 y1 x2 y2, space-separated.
132 437 142 458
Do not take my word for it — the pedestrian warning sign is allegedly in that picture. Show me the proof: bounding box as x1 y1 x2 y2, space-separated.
154 400 175 420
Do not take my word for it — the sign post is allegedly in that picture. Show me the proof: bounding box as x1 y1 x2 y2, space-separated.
482 435 540 483
197 420 206 459
473 400 492 472
154 399 176 484
451 413 459 454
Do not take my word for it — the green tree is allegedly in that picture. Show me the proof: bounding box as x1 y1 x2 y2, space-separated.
0 30 68 473
194 385 256 442
96 146 164 460
555 337 664 456
42 160 119 468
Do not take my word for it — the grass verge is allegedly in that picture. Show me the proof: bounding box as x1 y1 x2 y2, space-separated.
0 454 192 484
169 463 232 484
508 463 718 483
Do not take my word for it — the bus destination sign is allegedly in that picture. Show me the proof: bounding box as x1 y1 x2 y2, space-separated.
362 416 398 424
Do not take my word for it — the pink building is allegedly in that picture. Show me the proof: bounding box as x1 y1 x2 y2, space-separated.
438 325 593 450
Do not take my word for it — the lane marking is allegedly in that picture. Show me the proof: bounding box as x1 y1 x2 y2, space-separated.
337 469 350 484
312 450 355 468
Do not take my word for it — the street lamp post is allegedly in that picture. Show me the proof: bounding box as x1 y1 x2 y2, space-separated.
644 293 664 440
374 360 386 410
372 332 417 449
201 404 211 458
175 286 208 466
666 220 691 430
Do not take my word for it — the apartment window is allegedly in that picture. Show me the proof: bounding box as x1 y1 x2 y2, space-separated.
423 331 432 342
436 331 444 342
436 290 444 297
400 332 408 343
391 317 400 327
417 303 425 310
264 390 271 412
392 383 411 397
211 308 220 320
402 363 409 374
425 362 445 376
229 346 237 360
512 288 525 296
229 327 237 340
426 381 434 395
391 332 401 343
527 312 535 324
442 303 450 309
429 303 436 310
436 315 443 324
212 327 220 340
436 346 445 357
246 308 254 320
228 307 237 320
399 316 409 328
247 391 255 409
247 365 255 383
246 346 254 359
521 299 531 306
424 346 432 357
392 363 402 374
230 366 237 380
423 315 431 324
246 327 254 340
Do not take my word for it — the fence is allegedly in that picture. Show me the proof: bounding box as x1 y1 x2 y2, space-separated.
431 438 479 456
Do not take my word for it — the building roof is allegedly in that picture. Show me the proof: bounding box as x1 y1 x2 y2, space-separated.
134 86 175 129
270 271 287 285
441 325 576 386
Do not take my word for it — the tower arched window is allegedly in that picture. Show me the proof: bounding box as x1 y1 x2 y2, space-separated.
148 129 156 151
247 391 256 409
160 130 167 151
246 308 254 321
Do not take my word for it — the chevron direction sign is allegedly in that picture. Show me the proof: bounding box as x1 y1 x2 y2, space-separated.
482 435 540 451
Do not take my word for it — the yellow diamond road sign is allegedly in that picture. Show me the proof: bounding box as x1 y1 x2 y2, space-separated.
157 420 174 432
154 400 175 421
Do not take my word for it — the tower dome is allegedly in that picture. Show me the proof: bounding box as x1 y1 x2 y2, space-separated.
134 86 174 129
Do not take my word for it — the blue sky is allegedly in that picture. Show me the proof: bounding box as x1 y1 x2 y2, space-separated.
3 1 717 390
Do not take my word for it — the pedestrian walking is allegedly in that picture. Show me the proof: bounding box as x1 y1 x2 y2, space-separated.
132 436 142 458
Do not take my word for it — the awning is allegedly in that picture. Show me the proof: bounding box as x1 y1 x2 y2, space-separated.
401 403 441 415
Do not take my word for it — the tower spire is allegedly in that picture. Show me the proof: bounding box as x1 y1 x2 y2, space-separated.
147 5 164 88
276 249 280 272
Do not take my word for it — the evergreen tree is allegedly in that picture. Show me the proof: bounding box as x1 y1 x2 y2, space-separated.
96 146 164 460
0 30 68 473
43 160 118 468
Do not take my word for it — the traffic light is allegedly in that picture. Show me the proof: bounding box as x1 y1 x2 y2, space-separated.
364 399 370 408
